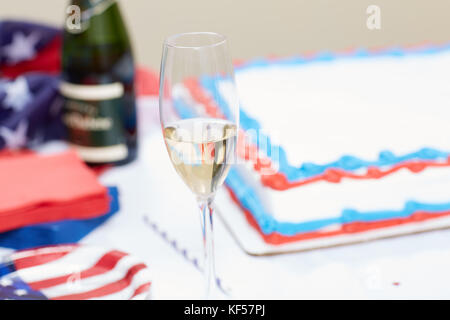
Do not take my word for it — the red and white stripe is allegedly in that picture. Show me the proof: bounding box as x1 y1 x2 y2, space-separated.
7 244 151 300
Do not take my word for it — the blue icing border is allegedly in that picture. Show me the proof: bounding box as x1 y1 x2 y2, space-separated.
199 76 450 183
227 167 450 235
234 44 450 72
206 49 450 181
173 44 450 236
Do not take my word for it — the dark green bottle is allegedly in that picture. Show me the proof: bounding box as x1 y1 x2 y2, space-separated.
61 0 137 166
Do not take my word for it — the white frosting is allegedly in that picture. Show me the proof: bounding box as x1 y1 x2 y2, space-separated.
232 52 450 166
260 165 450 222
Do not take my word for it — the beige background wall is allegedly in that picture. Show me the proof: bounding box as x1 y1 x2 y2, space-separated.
1 0 449 69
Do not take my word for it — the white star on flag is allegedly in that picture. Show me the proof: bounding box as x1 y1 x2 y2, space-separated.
0 77 33 112
0 278 13 287
2 32 40 65
13 289 27 296
0 121 29 149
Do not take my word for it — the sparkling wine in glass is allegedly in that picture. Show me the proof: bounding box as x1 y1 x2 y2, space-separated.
159 32 239 299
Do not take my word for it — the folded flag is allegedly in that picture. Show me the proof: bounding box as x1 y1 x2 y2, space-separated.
0 20 61 78
0 20 65 151
0 244 151 300
0 150 110 233
0 73 65 150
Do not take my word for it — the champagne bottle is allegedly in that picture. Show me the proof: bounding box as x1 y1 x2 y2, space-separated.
61 0 137 165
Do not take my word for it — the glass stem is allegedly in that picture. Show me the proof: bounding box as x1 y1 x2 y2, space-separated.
198 195 218 299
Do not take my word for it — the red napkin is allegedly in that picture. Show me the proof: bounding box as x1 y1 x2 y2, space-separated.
0 150 110 232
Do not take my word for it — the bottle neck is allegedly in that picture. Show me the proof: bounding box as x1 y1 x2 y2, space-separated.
70 0 118 23
65 0 128 45
62 0 134 84
71 0 116 10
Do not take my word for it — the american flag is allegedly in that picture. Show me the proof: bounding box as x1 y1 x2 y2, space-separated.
0 244 151 300
0 20 65 151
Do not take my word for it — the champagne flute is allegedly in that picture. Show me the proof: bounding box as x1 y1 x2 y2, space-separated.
159 32 239 299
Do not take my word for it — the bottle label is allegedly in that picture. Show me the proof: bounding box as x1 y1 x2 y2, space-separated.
60 82 129 163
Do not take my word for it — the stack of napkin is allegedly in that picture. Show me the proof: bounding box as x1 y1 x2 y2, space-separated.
0 150 110 233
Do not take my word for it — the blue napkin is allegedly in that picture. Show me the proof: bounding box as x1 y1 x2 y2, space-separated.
0 187 119 250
